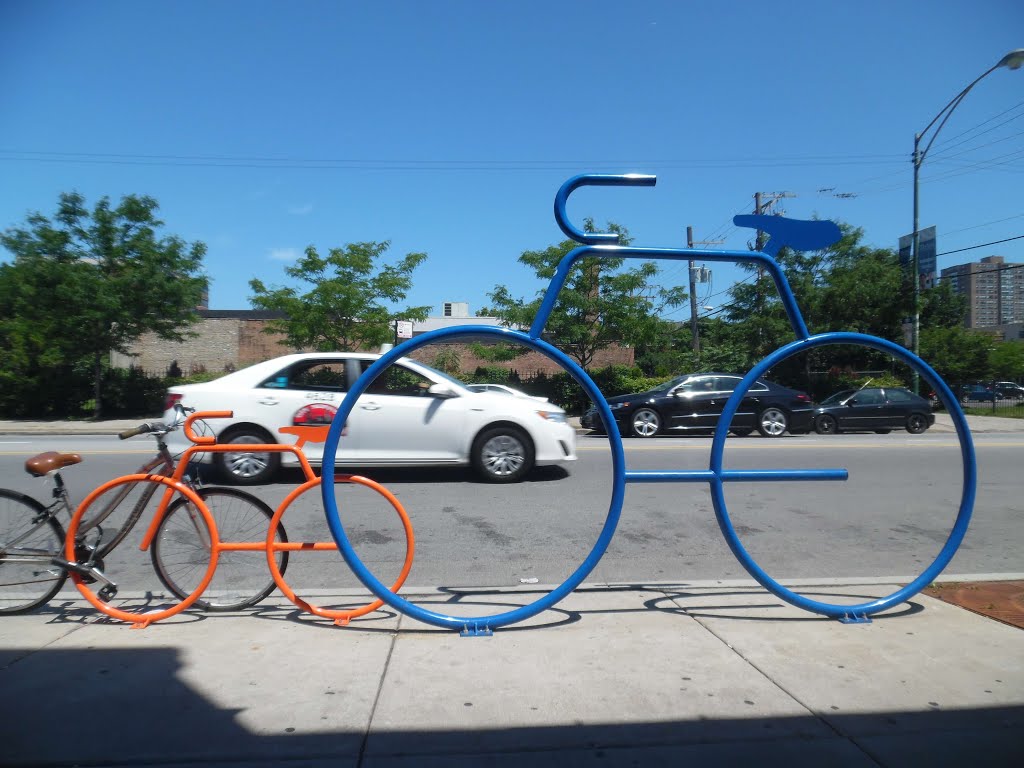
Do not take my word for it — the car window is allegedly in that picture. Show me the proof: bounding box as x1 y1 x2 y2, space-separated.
261 361 347 392
885 388 914 403
714 377 738 392
852 389 885 405
358 360 433 396
676 376 715 393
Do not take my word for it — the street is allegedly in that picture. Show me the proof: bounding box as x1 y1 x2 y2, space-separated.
1 429 1020 612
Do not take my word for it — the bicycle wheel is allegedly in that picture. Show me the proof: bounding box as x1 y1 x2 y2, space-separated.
0 489 68 614
68 474 218 626
151 487 288 611
708 331 976 620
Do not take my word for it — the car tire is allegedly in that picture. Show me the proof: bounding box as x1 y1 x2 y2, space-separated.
757 407 789 437
905 414 929 435
630 408 662 438
729 428 753 437
471 425 534 483
214 425 281 485
815 414 838 435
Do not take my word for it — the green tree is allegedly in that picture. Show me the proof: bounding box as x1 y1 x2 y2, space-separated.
989 339 1024 380
920 280 967 329
918 326 993 384
0 192 207 418
487 220 687 370
720 224 905 377
249 241 430 351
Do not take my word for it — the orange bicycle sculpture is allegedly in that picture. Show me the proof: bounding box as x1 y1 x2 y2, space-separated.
65 409 415 628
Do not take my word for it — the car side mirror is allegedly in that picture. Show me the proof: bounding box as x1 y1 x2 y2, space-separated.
427 383 459 399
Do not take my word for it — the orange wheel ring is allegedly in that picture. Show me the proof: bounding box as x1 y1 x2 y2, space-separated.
65 474 218 628
264 474 415 624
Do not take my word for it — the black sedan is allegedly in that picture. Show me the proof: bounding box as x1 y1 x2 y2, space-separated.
813 387 934 435
581 372 815 438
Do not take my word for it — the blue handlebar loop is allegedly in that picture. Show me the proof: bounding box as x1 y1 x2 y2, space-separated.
554 173 656 244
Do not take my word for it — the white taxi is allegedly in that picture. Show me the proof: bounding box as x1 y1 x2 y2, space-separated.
164 352 576 484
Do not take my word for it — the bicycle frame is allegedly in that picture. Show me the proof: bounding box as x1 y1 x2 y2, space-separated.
320 172 978 634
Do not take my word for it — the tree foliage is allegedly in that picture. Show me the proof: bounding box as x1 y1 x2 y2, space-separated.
987 339 1024 381
249 241 430 351
486 220 687 370
0 192 207 417
918 326 994 384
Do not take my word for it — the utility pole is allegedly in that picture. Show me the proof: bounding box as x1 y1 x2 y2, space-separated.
751 192 795 352
686 226 723 361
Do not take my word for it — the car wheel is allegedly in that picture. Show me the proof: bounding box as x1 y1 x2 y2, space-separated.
815 414 838 435
471 425 534 483
757 407 788 437
905 414 929 435
214 426 281 485
729 428 753 437
630 408 661 438
874 429 892 435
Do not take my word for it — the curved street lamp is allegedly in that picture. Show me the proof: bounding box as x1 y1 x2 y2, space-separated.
910 48 1024 392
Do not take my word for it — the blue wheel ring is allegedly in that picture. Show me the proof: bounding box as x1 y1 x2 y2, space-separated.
708 331 977 618
320 326 627 631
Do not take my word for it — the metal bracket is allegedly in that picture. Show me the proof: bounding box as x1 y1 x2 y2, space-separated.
838 612 872 624
460 622 493 637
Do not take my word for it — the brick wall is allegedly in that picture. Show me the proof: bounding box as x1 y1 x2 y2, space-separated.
113 315 300 376
405 342 634 375
116 315 634 376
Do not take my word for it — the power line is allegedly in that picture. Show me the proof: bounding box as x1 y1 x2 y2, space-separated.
937 234 1024 256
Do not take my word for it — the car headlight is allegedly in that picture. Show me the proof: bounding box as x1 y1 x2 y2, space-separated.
536 410 568 423
608 402 629 411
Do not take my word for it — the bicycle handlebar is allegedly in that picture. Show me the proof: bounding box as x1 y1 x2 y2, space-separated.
553 173 656 245
118 423 155 440
184 410 233 445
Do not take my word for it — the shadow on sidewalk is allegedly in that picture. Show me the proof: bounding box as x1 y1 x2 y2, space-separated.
2 645 1022 766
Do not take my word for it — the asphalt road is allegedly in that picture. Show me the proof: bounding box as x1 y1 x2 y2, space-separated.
2 429 1020 609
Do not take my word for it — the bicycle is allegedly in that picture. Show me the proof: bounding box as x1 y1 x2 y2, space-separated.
68 409 415 628
318 172 977 634
0 405 288 615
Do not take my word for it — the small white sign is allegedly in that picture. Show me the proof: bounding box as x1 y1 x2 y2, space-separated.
395 320 413 339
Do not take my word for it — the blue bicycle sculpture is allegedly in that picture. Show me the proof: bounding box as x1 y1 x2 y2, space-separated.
321 173 977 635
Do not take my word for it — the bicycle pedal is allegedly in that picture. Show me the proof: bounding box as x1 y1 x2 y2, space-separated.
98 585 118 602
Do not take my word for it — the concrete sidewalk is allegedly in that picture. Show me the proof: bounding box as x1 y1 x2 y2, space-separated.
1 580 1022 766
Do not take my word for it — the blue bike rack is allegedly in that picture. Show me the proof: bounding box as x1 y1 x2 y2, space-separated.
321 173 977 632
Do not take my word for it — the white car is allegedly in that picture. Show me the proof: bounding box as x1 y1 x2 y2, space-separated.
465 383 549 402
163 352 576 484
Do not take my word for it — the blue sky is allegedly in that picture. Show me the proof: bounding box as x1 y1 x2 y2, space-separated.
2 1 1022 326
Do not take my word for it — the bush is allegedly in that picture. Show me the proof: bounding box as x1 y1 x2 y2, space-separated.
99 367 167 417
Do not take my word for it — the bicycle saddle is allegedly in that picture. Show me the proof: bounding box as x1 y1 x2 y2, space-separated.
733 214 841 255
25 451 83 477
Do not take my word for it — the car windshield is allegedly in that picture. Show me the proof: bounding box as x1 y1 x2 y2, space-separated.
821 390 854 405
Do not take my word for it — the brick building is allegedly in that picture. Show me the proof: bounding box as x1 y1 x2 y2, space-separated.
940 255 1024 329
112 307 634 377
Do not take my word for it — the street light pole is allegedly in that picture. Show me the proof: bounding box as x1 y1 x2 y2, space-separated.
910 48 1024 393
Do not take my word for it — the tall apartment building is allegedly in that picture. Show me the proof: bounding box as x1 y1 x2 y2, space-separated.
940 255 1024 329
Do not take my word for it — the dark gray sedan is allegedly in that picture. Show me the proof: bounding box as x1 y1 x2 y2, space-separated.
813 387 935 435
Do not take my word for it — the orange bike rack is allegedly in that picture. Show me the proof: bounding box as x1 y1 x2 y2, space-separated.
70 410 415 627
